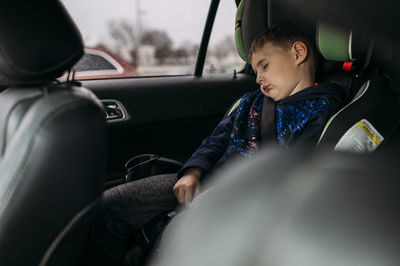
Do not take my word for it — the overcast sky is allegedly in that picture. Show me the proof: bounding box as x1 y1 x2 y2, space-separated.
61 0 237 48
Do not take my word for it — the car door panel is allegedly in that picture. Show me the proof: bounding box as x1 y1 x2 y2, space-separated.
82 73 258 182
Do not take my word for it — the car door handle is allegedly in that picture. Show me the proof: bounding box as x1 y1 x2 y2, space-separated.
101 99 130 123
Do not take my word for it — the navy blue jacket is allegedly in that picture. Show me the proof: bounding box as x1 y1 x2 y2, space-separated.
178 83 343 179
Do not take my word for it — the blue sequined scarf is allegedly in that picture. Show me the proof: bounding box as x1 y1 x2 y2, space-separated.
228 90 263 157
227 82 339 157
276 98 329 146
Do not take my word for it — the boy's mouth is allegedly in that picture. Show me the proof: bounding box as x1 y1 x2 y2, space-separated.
262 85 271 93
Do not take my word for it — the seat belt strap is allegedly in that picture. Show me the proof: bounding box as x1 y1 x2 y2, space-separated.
261 96 277 145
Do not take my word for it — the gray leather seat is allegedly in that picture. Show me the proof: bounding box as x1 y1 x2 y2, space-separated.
150 147 400 266
0 0 106 265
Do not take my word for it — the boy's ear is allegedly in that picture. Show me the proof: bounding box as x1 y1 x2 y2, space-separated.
291 41 308 65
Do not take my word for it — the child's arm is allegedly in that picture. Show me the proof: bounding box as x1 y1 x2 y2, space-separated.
177 112 236 178
173 111 237 205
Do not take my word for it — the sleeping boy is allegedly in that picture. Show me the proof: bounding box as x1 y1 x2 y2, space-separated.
89 23 343 266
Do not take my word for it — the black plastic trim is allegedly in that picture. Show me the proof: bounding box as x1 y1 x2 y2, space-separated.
195 0 220 76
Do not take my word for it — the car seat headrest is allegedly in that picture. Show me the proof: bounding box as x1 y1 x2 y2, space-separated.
317 21 373 66
234 0 369 66
235 0 268 63
316 22 354 62
0 0 84 86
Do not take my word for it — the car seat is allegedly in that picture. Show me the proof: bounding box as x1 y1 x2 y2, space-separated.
235 0 400 153
0 0 106 265
318 26 400 153
235 2 369 145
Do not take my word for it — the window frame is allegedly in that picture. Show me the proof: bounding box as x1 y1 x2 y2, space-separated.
194 0 220 76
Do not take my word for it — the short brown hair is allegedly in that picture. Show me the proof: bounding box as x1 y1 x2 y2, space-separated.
249 23 319 73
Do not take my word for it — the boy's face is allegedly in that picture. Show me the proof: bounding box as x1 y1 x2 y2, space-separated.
250 41 308 101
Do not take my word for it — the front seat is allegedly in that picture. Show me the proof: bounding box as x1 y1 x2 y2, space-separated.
0 0 106 265
149 147 400 266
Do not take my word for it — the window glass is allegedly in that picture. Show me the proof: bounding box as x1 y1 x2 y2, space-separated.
76 53 117 72
61 0 210 79
204 0 245 75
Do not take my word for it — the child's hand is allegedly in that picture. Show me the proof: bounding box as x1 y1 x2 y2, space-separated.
173 168 201 206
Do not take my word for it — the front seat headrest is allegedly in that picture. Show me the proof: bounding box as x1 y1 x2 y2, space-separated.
0 0 84 85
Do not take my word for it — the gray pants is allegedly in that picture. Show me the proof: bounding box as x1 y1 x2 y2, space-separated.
89 173 178 266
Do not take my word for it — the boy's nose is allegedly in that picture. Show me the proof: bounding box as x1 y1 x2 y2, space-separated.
256 74 263 85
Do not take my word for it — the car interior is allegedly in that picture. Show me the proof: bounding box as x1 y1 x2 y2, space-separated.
148 1 400 265
0 0 399 265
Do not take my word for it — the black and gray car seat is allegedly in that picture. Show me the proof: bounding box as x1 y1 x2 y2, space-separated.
0 0 106 265
314 23 400 152
235 0 400 154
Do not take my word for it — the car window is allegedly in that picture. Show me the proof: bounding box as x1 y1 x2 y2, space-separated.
204 0 245 75
61 0 210 79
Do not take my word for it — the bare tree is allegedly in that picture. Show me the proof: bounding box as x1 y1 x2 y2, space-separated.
107 20 195 65
141 30 173 64
212 35 236 60
108 20 138 66
109 20 138 51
